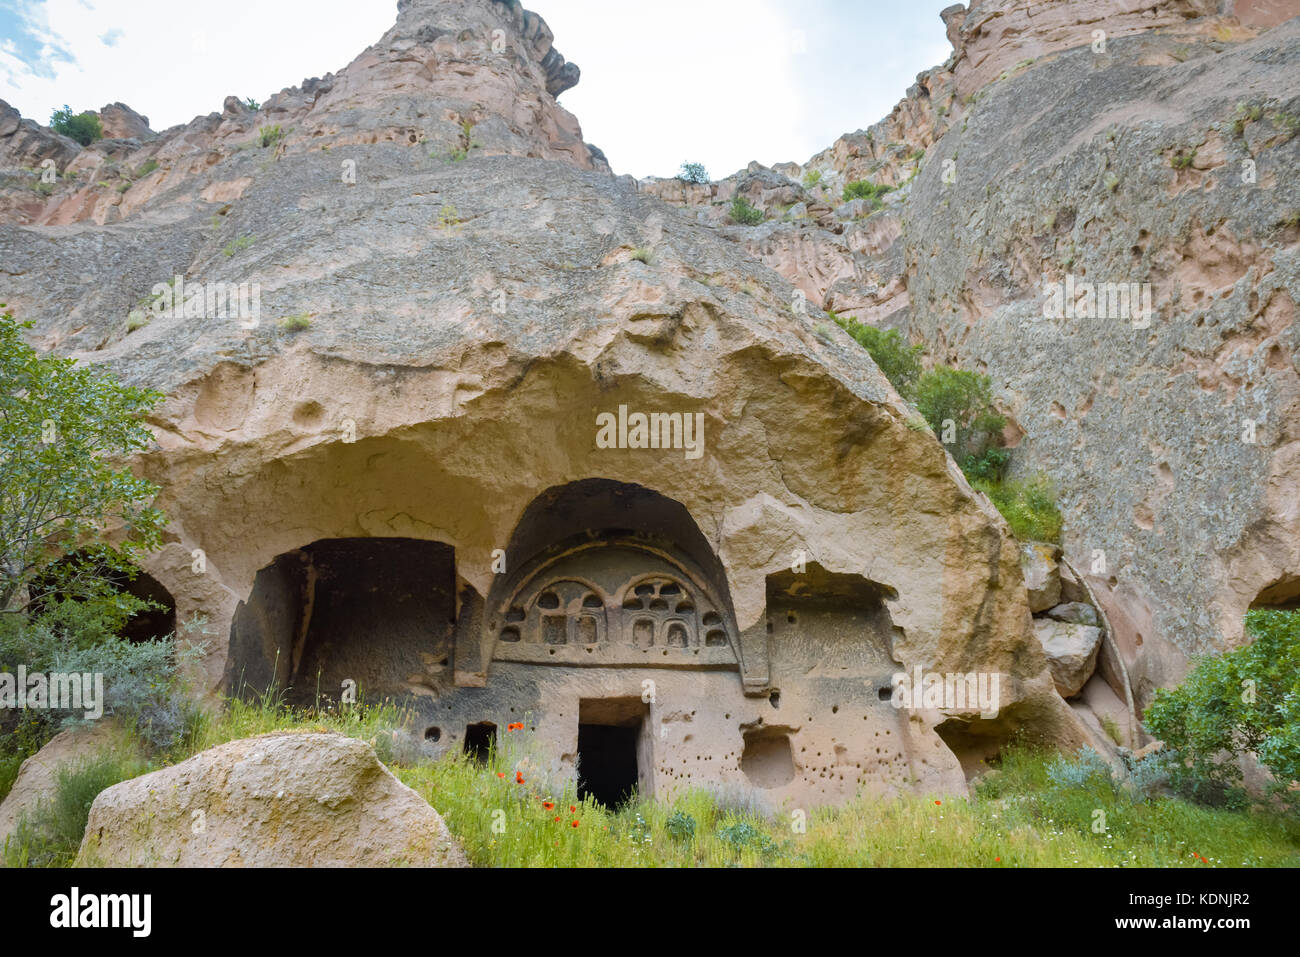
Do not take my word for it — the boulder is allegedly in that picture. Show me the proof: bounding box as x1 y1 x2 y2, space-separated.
0 722 136 850
77 732 466 867
1045 601 1100 627
1033 619 1103 698
1020 542 1062 613
97 102 153 140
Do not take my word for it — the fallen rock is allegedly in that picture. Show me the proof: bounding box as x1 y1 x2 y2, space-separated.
1045 601 1100 627
0 722 136 850
1020 542 1062 613
1033 619 1103 698
77 732 467 867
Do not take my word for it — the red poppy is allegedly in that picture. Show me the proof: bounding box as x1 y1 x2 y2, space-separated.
995 857 1001 862
554 816 561 822
571 820 580 828
543 801 554 810
935 800 942 806
515 772 525 784
497 772 505 778
569 805 576 812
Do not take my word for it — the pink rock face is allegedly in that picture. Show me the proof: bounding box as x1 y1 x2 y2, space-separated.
97 102 153 140
945 0 1220 100
0 0 605 229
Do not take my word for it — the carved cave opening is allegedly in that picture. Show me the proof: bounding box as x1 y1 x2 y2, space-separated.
576 697 652 808
31 555 177 644
226 538 456 705
463 721 497 764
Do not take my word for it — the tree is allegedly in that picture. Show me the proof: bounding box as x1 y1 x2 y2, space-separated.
1145 608 1300 805
48 106 103 147
913 365 1006 466
832 318 923 400
678 162 710 185
0 308 165 614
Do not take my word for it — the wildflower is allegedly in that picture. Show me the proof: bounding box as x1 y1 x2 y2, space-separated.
570 805 576 812
516 771 525 784
543 801 554 810
554 816 560 822
572 820 580 828
934 800 941 806
497 772 505 778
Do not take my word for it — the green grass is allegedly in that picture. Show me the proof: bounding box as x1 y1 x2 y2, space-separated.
973 474 1064 543
276 313 313 332
4 751 149 867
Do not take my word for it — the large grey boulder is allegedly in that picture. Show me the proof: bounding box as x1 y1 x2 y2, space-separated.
1033 619 1103 698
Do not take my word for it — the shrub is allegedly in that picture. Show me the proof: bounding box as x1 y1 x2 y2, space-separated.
961 447 1010 483
136 159 159 177
277 313 313 332
972 474 1063 543
802 169 822 188
665 810 696 842
1145 608 1300 806
3 751 148 867
842 179 893 207
258 125 285 148
832 316 923 399
49 106 102 147
1046 745 1112 792
728 195 765 226
243 97 261 111
630 247 653 264
223 234 254 256
717 818 778 856
678 162 710 185
914 365 1006 464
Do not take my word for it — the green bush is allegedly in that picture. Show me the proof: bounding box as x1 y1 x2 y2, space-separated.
802 169 822 188
728 195 765 226
843 179 893 207
914 365 1006 464
258 124 285 148
678 162 710 184
1145 608 1300 807
831 316 923 399
972 474 1063 543
49 106 102 147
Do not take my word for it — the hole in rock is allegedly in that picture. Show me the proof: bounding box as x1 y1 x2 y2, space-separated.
740 727 796 788
577 698 652 808
425 726 441 742
464 722 497 764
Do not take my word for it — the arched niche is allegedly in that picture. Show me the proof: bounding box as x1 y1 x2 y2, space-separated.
461 480 740 681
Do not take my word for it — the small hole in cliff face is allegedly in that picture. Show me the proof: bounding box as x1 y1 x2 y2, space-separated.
425 726 441 742
769 691 780 709
292 401 325 429
878 686 892 701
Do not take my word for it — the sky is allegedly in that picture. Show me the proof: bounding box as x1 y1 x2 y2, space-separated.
0 0 955 179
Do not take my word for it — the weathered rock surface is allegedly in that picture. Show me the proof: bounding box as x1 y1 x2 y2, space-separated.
1034 619 1104 698
0 723 137 850
77 732 467 866
0 0 1130 806
97 102 154 140
636 1 1300 716
1046 602 1102 627
1021 542 1063 613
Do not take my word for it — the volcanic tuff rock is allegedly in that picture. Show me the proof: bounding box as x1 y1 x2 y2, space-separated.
0 0 1113 803
77 732 467 866
641 0 1300 718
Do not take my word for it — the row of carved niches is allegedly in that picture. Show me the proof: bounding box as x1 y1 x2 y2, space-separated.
492 542 738 667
